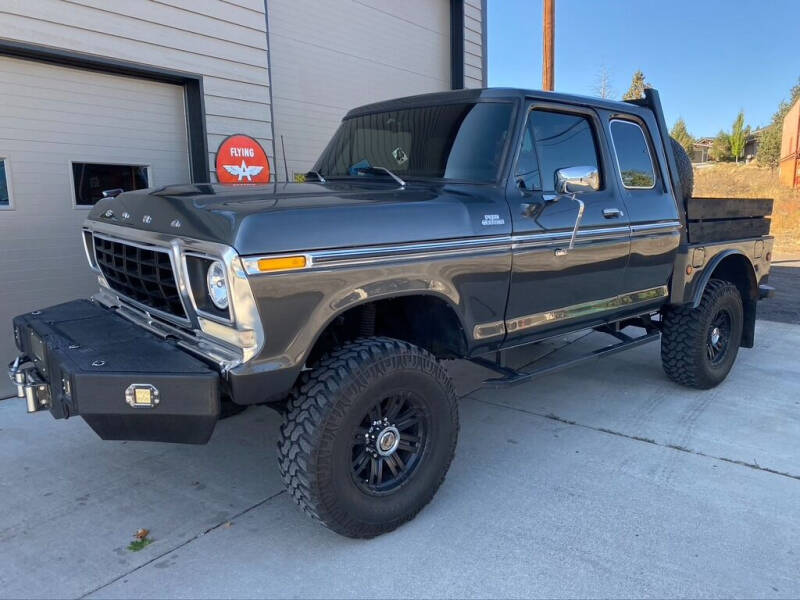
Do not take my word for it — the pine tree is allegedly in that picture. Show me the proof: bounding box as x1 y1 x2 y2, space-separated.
670 118 695 157
757 110 784 170
622 70 649 100
729 111 748 164
709 130 732 162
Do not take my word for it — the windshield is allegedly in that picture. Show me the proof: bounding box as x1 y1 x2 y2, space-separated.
313 102 514 183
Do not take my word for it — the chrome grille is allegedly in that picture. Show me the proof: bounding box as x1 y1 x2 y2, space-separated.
93 236 187 319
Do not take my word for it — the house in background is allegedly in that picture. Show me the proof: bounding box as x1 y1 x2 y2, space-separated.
692 137 714 163
691 128 766 164
744 127 766 162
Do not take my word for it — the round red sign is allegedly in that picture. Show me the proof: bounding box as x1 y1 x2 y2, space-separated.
215 134 270 184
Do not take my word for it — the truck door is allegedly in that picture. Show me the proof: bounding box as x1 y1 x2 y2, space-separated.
504 103 631 343
604 116 681 297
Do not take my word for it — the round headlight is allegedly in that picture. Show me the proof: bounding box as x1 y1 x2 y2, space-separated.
206 260 229 310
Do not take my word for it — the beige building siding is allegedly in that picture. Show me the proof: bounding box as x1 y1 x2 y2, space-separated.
463 0 485 89
0 0 487 182
0 0 274 181
267 0 485 180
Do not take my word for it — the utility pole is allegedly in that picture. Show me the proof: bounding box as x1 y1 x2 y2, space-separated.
542 0 554 91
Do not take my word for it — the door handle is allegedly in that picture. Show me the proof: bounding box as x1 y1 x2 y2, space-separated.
603 208 623 219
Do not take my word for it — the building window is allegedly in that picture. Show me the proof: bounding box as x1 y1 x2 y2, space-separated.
610 120 656 189
0 159 10 208
529 110 602 191
72 163 149 206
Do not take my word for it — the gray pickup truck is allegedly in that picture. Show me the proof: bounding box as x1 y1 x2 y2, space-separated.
9 88 774 538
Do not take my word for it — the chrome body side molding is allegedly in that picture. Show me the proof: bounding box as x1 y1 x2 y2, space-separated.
243 224 668 275
505 285 668 334
630 221 682 236
244 236 512 274
472 285 669 340
473 320 506 340
511 226 630 250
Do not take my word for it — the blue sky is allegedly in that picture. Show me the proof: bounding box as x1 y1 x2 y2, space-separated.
488 0 800 136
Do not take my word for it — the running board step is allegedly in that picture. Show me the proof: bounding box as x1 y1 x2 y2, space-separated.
474 331 661 388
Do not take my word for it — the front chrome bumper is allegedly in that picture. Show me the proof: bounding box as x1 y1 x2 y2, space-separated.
8 356 50 413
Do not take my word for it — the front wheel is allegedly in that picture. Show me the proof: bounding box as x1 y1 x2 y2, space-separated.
277 337 459 538
661 279 744 389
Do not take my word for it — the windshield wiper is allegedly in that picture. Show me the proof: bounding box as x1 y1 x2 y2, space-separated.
304 170 326 183
355 166 406 187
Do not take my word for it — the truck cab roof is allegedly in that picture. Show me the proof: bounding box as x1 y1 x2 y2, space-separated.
345 87 650 119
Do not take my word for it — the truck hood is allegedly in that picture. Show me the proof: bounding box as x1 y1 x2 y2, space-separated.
87 181 507 255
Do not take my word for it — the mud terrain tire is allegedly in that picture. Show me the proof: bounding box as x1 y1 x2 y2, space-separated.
277 337 459 538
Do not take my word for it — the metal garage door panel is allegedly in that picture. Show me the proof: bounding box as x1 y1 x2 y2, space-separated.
0 56 190 394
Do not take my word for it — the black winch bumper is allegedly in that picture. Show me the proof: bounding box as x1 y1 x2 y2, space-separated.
9 300 220 444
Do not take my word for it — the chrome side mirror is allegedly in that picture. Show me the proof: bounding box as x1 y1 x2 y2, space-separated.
555 166 600 194
549 166 598 257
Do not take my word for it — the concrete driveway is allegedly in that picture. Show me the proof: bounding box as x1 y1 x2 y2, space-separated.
2 315 799 598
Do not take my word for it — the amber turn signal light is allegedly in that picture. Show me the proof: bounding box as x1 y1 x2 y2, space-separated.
256 255 307 272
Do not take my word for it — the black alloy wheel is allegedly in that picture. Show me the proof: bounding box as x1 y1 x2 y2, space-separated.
351 392 428 494
706 309 732 365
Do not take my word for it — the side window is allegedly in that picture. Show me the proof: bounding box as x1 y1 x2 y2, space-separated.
515 114 541 190
610 120 656 189
0 159 10 208
530 110 601 192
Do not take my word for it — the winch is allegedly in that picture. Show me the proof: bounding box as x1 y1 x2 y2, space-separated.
8 356 51 414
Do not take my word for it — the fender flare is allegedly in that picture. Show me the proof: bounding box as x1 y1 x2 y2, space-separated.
305 288 470 359
691 249 756 308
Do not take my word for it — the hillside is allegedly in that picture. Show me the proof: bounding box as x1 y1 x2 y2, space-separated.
693 163 800 259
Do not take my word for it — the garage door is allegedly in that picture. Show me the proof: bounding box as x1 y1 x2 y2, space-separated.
0 56 190 394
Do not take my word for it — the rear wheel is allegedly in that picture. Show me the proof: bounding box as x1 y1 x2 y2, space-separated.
277 337 458 538
661 279 743 389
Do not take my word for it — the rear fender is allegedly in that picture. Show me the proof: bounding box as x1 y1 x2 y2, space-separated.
691 250 758 348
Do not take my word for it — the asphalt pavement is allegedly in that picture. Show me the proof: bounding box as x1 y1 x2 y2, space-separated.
757 260 800 325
